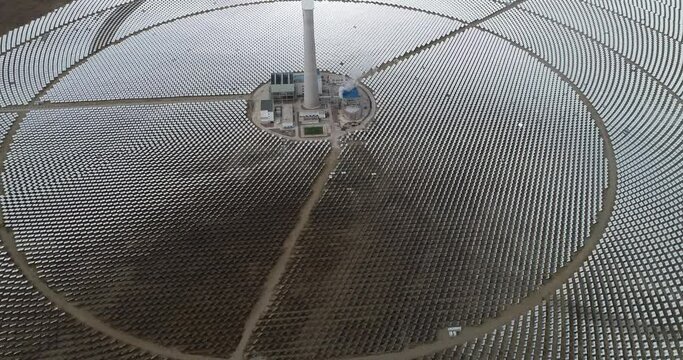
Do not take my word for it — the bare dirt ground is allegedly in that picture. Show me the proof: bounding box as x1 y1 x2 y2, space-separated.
0 0 72 35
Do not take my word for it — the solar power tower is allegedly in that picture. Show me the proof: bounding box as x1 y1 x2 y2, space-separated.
302 0 321 109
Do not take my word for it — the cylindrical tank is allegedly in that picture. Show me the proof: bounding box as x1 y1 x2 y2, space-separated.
344 105 362 121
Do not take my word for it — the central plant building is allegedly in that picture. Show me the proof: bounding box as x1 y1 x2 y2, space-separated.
270 71 322 102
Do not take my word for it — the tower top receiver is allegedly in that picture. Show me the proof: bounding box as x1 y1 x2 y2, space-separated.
302 0 314 10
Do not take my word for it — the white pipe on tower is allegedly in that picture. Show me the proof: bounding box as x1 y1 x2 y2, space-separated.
302 0 321 109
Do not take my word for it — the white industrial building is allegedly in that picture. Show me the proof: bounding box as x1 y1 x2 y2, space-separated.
281 104 294 128
260 99 274 123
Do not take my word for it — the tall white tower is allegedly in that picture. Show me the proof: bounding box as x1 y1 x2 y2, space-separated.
302 0 321 109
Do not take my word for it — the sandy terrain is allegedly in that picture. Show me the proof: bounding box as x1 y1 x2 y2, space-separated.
0 0 72 35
